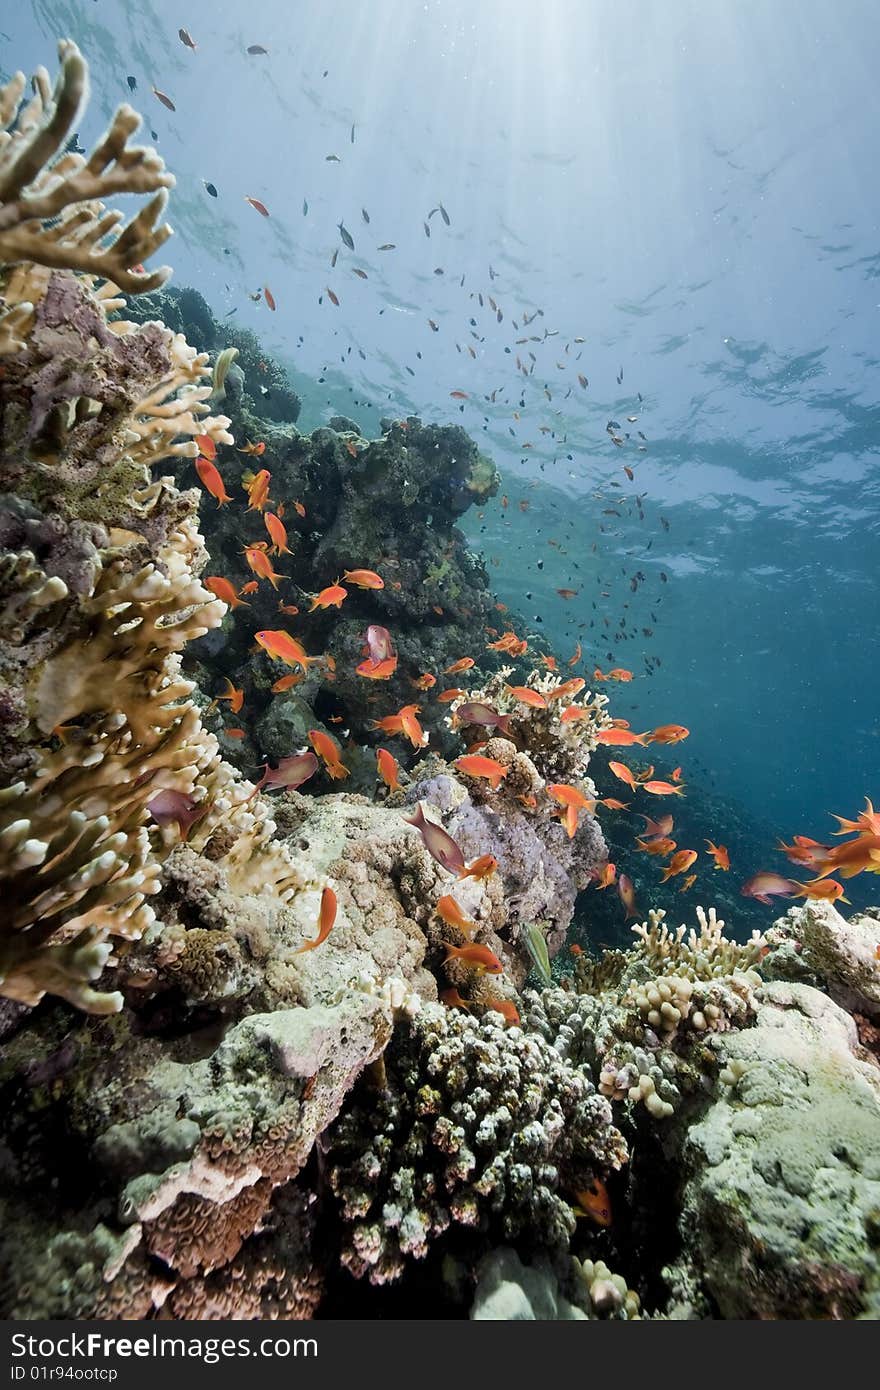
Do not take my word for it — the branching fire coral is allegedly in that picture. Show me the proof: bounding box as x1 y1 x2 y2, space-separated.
0 43 302 1012
0 38 174 333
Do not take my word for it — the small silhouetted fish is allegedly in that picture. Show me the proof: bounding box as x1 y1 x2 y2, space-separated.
152 87 176 111
224 307 238 317
179 27 196 50
351 123 356 143
326 153 341 162
352 268 368 279
338 222 355 250
424 220 431 237
127 75 137 91
617 366 624 383
331 248 339 268
362 207 370 223
607 420 621 432
439 202 450 225
406 365 415 376
247 44 269 55
434 267 444 276
203 181 218 197
303 198 308 215
377 243 395 251
66 133 85 154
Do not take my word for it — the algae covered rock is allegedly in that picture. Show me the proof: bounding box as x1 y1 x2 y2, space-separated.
669 981 880 1318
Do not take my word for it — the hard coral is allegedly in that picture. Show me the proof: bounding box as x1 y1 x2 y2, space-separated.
0 43 300 1012
324 1003 627 1284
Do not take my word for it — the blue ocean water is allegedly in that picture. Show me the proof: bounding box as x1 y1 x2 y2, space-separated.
4 0 878 909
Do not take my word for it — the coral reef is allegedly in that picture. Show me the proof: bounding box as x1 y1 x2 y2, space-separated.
323 1003 628 1285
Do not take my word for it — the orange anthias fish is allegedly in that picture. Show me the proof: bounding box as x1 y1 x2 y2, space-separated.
547 678 586 702
443 942 502 975
598 797 631 811
243 544 284 589
240 580 259 596
679 873 697 893
195 434 217 460
457 854 498 882
243 468 272 511
607 668 634 682
411 672 436 691
596 728 650 747
794 878 850 903
557 588 578 600
608 761 639 791
356 656 398 680
264 285 276 312
310 582 348 611
454 755 508 790
278 602 300 616
255 630 318 669
308 729 349 780
343 568 384 589
294 886 337 954
572 1177 612 1228
438 688 464 703
548 783 595 811
560 706 593 724
649 724 690 745
777 835 833 869
506 686 547 709
484 996 520 1027
293 500 307 518
436 895 476 936
593 862 616 889
272 672 303 693
659 849 698 883
245 195 271 217
377 748 401 793
811 834 880 880
238 439 267 457
705 840 730 871
636 836 677 857
205 576 248 609
212 678 244 714
642 780 686 797
195 455 232 507
372 704 425 748
568 642 582 667
830 797 880 838
264 512 291 555
440 988 472 1011
445 657 475 675
618 872 638 919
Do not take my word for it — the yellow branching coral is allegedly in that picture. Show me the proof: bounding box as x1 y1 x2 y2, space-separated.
0 39 174 336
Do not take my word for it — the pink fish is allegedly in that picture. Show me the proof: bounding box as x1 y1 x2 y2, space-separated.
740 872 801 905
618 872 639 920
257 750 319 793
365 624 395 664
403 802 466 874
146 789 207 838
453 701 513 735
